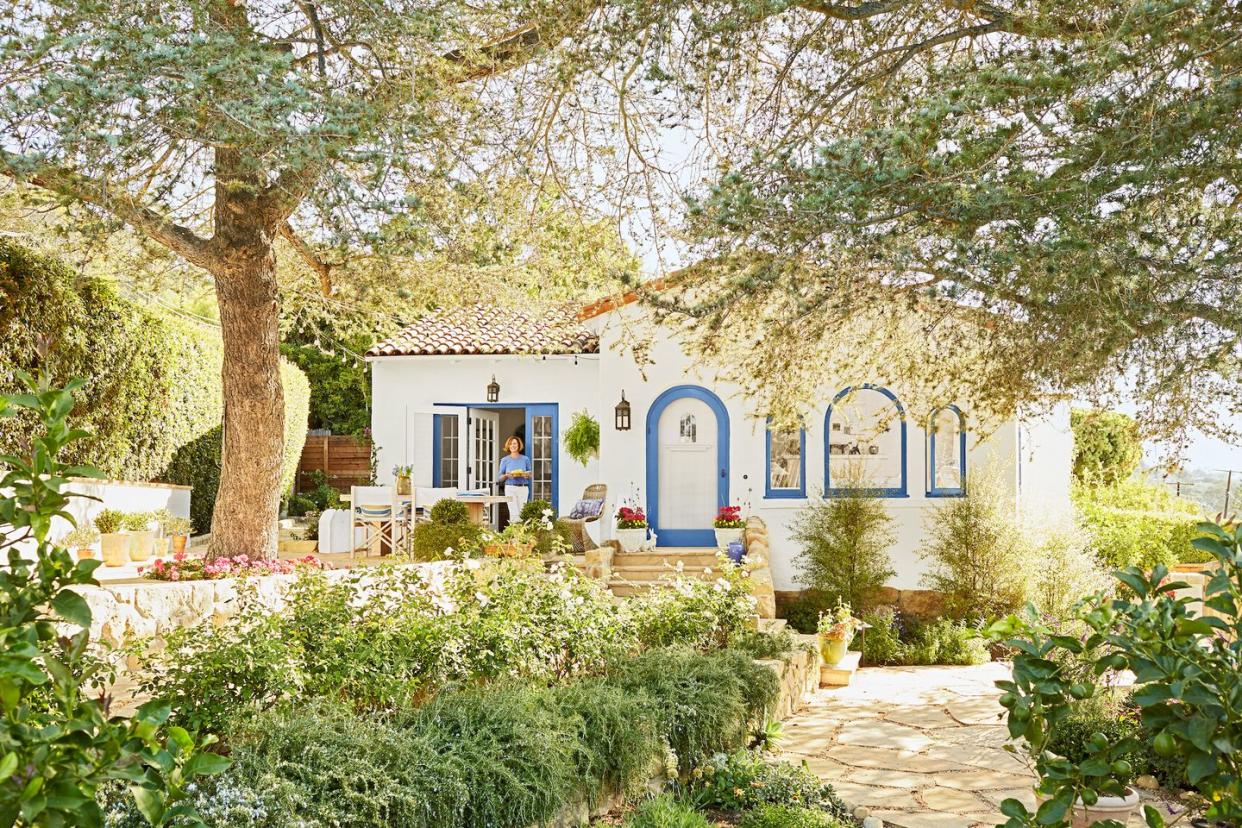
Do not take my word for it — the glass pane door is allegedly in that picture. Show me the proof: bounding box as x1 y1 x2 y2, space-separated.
524 405 558 508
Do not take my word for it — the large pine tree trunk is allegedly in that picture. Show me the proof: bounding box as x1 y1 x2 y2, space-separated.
208 215 284 560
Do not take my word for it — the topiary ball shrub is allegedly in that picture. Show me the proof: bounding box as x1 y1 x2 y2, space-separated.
411 522 482 561
521 499 553 522
429 498 470 525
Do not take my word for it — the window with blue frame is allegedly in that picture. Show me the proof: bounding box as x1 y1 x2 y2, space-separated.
765 423 806 498
927 405 966 496
824 386 907 497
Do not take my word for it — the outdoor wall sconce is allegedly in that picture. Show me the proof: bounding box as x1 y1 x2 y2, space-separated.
615 391 631 430
487 375 500 403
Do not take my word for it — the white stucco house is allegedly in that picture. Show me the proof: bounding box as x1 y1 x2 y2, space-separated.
366 295 1072 592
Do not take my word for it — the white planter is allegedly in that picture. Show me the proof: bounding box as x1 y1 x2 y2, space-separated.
616 527 648 553
714 527 744 548
1038 787 1141 828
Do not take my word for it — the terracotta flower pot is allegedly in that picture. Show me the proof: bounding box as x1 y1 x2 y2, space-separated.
171 534 188 554
819 632 854 666
76 546 96 561
100 533 130 567
483 541 535 558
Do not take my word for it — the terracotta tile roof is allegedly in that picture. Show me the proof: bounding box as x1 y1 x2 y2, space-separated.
367 304 599 357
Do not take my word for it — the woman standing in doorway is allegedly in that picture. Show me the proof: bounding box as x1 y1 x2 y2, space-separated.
498 436 532 524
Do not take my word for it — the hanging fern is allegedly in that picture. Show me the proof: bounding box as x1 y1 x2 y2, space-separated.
564 410 600 466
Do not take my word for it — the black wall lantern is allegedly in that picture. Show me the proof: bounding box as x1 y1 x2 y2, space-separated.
615 391 631 431
486 375 500 403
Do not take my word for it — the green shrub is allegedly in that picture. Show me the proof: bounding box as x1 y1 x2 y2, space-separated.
286 493 316 517
1071 409 1143 486
857 607 988 667
632 565 756 651
782 589 833 635
551 679 664 800
921 466 1030 621
410 521 483 559
164 360 309 534
293 469 341 513
521 498 554 521
301 509 321 541
0 241 308 535
858 605 905 666
790 492 894 612
430 498 470 524
606 649 777 772
688 751 851 818
93 507 124 534
0 375 226 826
731 628 798 661
738 804 849 828
280 340 371 435
1073 479 1205 568
624 795 710 828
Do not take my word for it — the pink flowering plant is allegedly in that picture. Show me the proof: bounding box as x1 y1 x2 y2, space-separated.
140 551 323 581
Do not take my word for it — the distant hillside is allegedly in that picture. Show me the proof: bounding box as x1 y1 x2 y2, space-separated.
1143 467 1238 519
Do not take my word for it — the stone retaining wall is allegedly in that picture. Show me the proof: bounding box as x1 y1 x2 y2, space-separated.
77 560 454 649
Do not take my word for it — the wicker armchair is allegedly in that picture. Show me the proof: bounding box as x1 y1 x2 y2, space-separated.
561 483 607 553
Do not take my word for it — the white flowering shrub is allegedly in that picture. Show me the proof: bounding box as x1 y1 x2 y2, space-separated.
632 558 757 651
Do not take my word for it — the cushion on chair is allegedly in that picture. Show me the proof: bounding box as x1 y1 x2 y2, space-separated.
414 487 459 506
568 498 605 520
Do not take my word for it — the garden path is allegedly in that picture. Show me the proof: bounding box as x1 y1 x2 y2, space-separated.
778 663 1148 828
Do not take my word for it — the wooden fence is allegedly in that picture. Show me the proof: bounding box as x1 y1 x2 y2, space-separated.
296 435 372 493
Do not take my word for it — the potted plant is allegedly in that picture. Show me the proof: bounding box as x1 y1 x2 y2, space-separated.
94 508 128 567
123 511 156 562
161 513 192 554
816 601 863 667
564 410 600 466
615 506 648 552
481 521 538 559
713 505 745 548
392 464 413 496
61 523 100 560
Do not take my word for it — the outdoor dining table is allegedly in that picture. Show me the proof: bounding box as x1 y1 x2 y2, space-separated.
338 492 509 525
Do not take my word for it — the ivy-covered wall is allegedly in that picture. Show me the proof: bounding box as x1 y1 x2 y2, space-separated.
0 240 309 533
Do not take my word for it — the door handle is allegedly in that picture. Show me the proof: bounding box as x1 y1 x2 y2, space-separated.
720 469 727 478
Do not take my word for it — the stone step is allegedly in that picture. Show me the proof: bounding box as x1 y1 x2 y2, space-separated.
820 649 861 687
612 549 718 566
607 564 718 582
606 582 651 598
758 618 788 633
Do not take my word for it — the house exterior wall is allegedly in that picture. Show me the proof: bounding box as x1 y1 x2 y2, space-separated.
368 354 602 520
368 309 1073 592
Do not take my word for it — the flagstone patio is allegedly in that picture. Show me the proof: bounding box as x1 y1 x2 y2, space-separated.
778 663 1113 828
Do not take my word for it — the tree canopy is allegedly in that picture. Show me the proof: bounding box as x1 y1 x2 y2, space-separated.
639 0 1241 447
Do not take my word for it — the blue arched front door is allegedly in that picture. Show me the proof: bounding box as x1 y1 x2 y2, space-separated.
646 385 730 547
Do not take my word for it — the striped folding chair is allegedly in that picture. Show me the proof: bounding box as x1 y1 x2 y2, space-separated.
350 485 396 560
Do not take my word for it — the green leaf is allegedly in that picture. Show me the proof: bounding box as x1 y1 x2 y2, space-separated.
1186 750 1216 784
1000 798 1030 818
51 589 91 628
1143 804 1166 827
1035 794 1069 825
183 752 230 778
129 786 164 826
0 753 17 783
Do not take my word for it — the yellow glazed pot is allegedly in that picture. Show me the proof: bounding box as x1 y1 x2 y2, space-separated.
100 533 130 567
819 632 854 667
129 530 156 562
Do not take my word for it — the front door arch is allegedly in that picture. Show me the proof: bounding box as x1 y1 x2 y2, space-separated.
646 385 730 547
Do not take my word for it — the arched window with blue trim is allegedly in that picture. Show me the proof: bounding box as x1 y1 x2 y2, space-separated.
824 386 907 497
765 421 806 499
927 405 966 496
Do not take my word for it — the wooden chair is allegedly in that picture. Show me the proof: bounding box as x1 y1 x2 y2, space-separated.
350 485 398 560
561 483 607 553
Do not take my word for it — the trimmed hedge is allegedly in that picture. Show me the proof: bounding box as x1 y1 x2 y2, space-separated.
1074 481 1205 569
0 240 309 534
164 363 310 534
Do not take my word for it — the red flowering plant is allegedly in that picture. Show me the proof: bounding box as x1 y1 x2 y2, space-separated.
616 506 648 529
713 505 745 529
140 551 323 581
